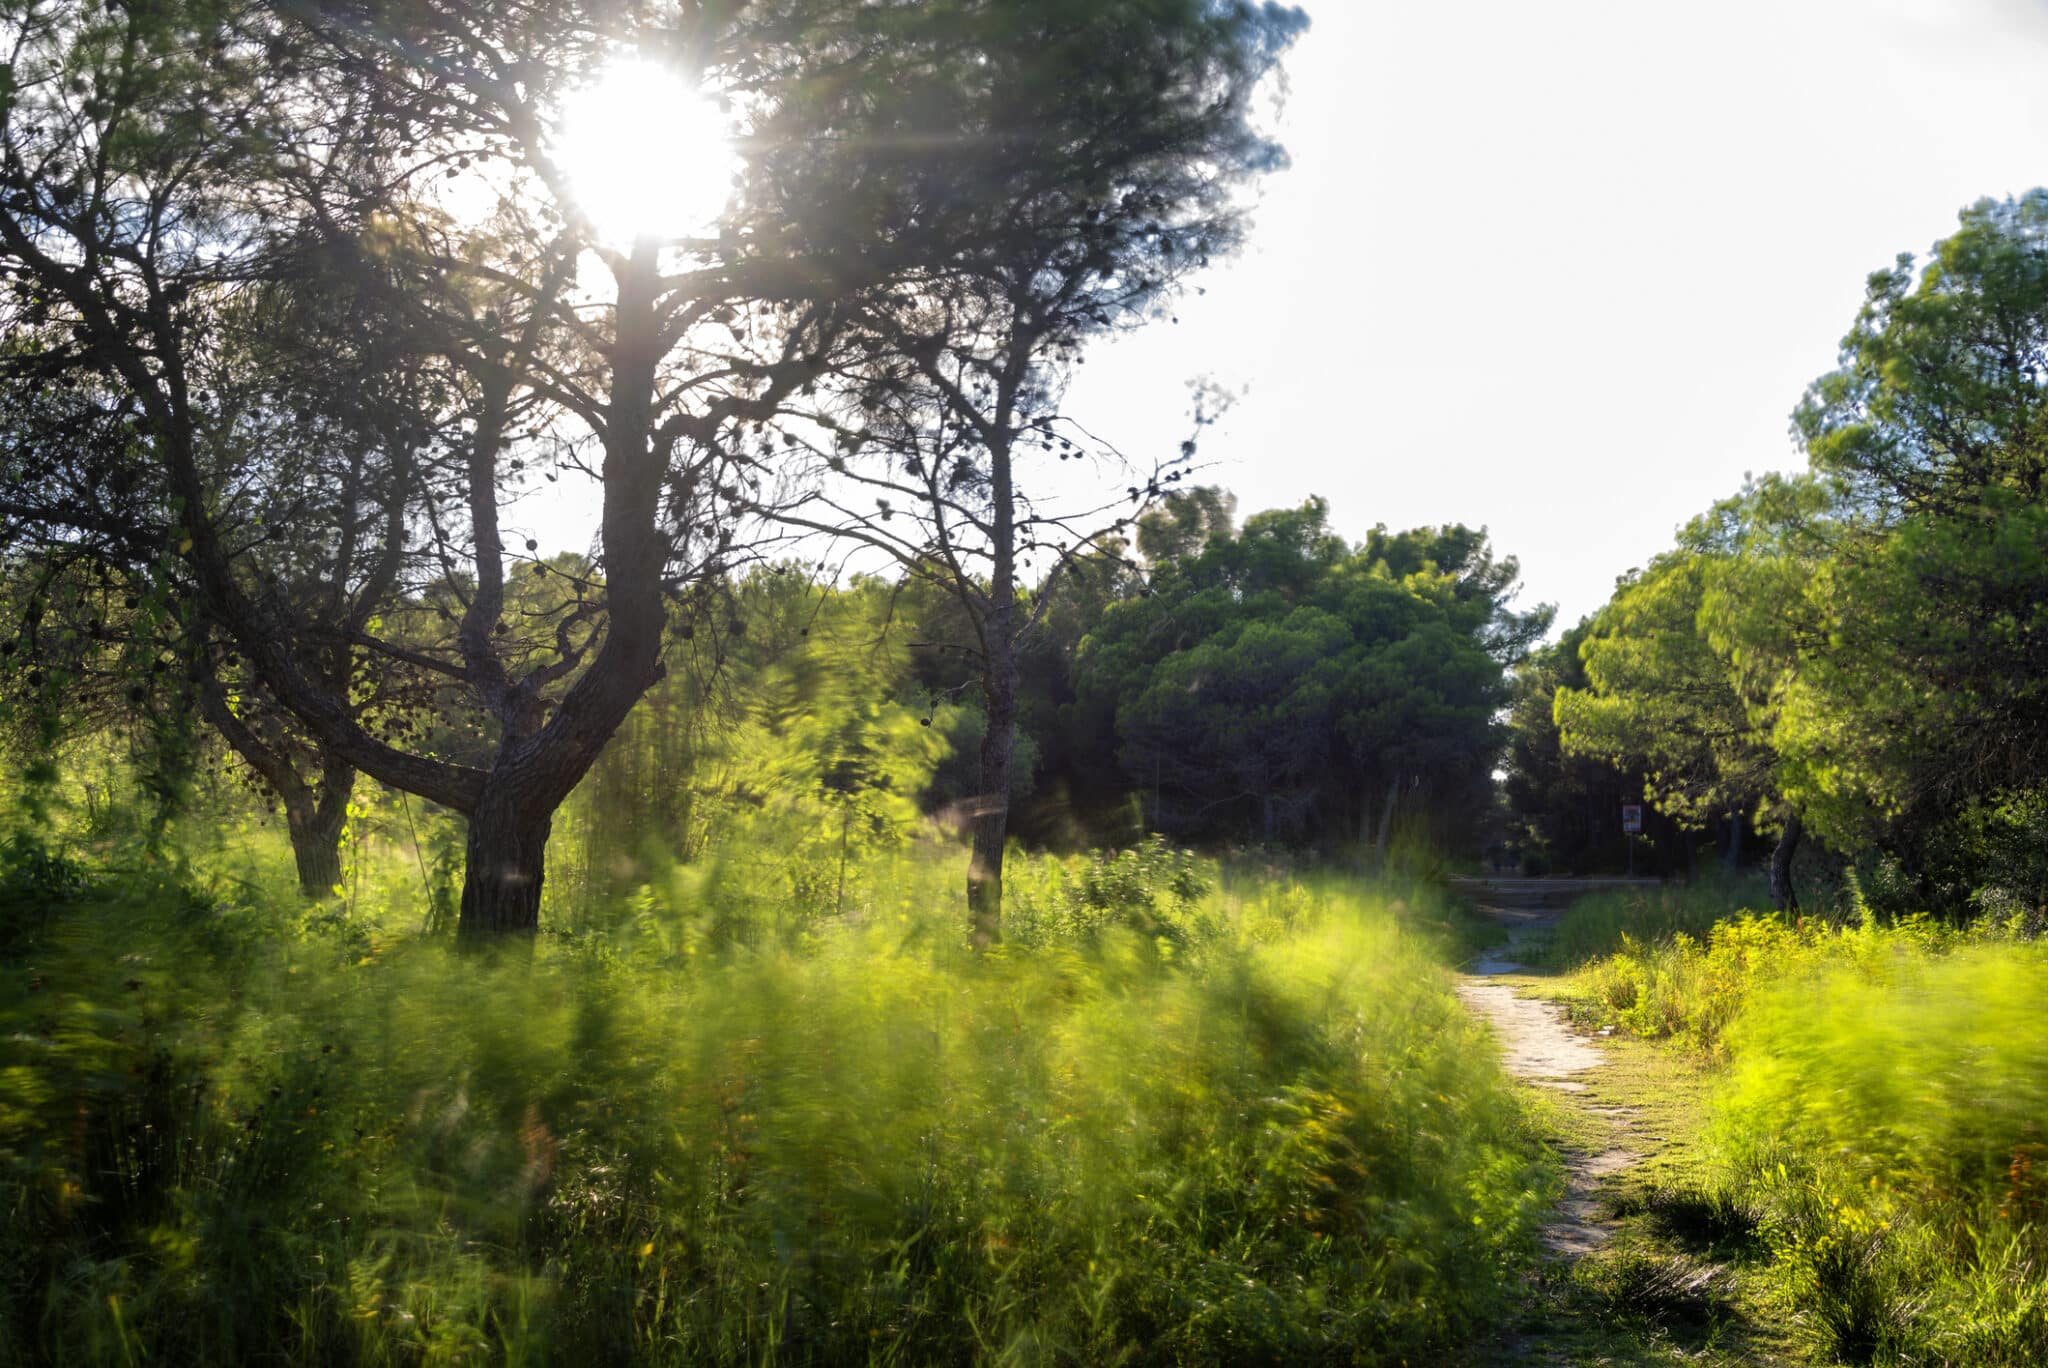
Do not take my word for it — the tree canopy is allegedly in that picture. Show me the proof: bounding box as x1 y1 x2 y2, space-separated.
1547 192 2048 913
1078 494 1549 858
0 0 1307 938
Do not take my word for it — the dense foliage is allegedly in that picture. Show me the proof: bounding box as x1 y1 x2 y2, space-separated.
1533 193 2048 912
1075 497 1548 857
1500 620 1702 877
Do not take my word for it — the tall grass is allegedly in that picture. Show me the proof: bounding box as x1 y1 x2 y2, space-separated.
1715 946 2048 1365
0 838 1550 1364
1558 899 2031 1059
1545 876 2048 1363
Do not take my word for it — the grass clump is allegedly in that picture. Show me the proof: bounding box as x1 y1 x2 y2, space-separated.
1554 890 2029 1058
0 842 1550 1364
1563 914 1828 1055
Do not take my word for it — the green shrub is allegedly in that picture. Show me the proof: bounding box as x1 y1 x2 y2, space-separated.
1566 914 1829 1056
0 833 88 958
1555 885 2026 1057
1003 835 1215 949
1551 874 2048 1361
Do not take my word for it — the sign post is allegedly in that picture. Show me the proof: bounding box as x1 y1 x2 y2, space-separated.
1621 803 1643 877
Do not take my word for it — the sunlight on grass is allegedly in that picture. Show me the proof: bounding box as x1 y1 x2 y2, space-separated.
0 840 1551 1364
1541 882 2048 1364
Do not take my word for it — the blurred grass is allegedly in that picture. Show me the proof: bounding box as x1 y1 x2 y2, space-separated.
1715 945 2048 1365
1534 873 2048 1364
0 835 1552 1364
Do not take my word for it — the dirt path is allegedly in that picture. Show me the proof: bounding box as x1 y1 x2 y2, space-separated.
1449 879 1797 1366
1451 879 1654 1257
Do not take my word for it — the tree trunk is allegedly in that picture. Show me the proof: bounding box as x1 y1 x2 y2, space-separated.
285 800 348 899
1768 808 1802 914
290 753 356 900
1373 772 1401 869
967 658 1016 951
1725 809 1742 870
448 239 667 942
198 678 359 900
458 787 554 942
968 401 1021 951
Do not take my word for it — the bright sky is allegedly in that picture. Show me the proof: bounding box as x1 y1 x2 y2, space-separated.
519 0 2048 632
1062 0 2048 630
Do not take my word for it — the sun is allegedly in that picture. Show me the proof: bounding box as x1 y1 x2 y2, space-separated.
553 58 736 247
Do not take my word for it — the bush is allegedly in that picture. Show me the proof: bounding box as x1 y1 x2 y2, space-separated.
0 833 87 958
1561 900 2031 1058
1003 835 1215 949
1567 914 1820 1056
1554 873 2048 1363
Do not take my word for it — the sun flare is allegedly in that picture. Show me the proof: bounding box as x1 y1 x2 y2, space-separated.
553 59 736 246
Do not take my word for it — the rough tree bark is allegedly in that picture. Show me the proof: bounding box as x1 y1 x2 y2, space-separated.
282 758 354 899
457 780 556 939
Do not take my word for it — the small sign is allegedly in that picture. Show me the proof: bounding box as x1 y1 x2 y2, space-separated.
1621 803 1643 834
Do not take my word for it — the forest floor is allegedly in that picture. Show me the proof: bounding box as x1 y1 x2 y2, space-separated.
1451 879 1808 1367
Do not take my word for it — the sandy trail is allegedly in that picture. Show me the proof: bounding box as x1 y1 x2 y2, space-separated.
1451 878 1656 1257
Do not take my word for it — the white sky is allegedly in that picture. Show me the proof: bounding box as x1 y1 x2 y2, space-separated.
522 0 2048 632
1061 0 2048 629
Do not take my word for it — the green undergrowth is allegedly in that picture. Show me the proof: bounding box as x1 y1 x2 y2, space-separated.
0 837 1550 1364
1536 882 2048 1365
1524 876 1781 975
1549 888 2033 1060
1713 947 2048 1365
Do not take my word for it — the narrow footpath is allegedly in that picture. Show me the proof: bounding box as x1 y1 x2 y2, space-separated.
1454 878 1649 1257
1450 877 1793 1367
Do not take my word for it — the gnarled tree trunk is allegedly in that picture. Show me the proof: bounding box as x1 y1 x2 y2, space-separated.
284 757 353 899
285 804 345 898
199 679 357 900
458 785 554 942
450 239 668 942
